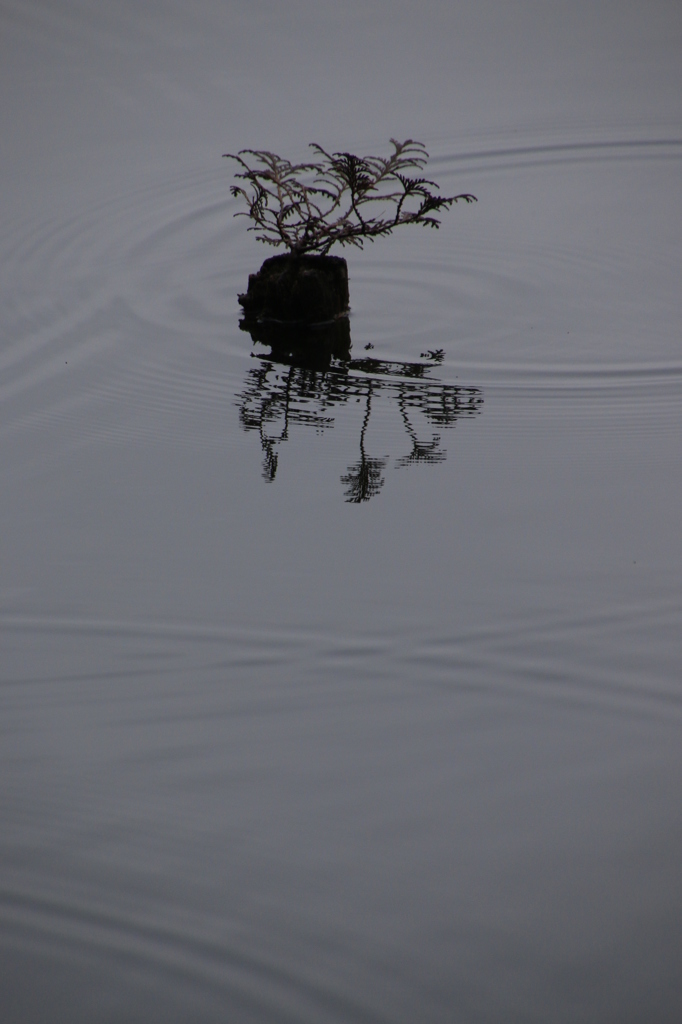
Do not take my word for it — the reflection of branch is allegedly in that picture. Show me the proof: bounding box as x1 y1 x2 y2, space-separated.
257 363 291 481
234 332 483 501
340 386 387 503
261 440 278 481
395 386 446 467
237 361 335 481
341 456 386 502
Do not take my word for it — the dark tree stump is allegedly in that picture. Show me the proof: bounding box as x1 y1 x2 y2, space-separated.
238 254 349 324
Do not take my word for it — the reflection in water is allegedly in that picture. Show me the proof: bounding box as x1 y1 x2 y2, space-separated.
340 386 387 502
236 319 483 501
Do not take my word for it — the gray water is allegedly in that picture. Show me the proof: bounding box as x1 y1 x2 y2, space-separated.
2 2 681 1021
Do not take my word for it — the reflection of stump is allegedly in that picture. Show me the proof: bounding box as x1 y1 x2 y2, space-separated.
240 316 351 370
238 254 349 324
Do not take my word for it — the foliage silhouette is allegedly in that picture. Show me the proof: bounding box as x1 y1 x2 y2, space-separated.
224 139 476 257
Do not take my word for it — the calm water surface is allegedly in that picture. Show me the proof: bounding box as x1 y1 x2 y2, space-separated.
1 2 681 1021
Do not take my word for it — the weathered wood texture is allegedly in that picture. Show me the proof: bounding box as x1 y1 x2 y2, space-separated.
238 254 349 323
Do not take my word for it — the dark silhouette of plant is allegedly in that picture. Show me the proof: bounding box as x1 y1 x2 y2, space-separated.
224 139 476 257
235 329 483 501
340 385 387 503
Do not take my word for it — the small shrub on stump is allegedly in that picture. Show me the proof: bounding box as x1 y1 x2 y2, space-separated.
225 139 476 324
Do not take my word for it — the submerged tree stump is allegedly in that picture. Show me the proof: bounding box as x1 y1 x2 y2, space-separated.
238 254 349 324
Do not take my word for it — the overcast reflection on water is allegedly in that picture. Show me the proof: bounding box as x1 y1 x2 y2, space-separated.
1 1 682 1022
